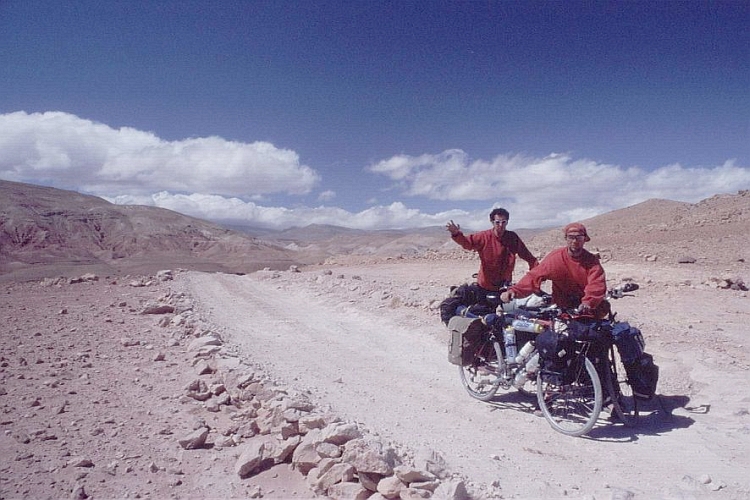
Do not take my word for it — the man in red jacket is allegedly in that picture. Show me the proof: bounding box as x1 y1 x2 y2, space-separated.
446 208 538 292
500 222 607 316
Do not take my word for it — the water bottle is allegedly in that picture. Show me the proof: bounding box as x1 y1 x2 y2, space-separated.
503 326 517 363
511 318 545 334
512 367 528 389
515 341 535 365
525 353 539 374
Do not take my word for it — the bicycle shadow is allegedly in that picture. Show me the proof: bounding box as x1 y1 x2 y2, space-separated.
482 392 695 441
586 394 695 441
484 389 540 415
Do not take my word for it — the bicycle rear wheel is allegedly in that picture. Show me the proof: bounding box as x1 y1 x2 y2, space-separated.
537 356 602 437
459 337 503 401
606 347 638 426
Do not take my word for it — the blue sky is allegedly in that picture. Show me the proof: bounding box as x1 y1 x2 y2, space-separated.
1 1 748 231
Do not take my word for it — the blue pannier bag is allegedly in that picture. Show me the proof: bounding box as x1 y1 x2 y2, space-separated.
626 353 659 400
612 322 645 364
612 322 658 400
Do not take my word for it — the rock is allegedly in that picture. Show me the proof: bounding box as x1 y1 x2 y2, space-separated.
70 483 88 500
377 475 405 499
321 421 361 445
393 465 435 484
156 270 174 281
358 471 382 491
178 427 209 450
235 440 267 478
140 303 175 315
311 462 356 494
292 440 323 475
69 458 95 468
194 359 215 375
432 480 469 500
326 482 371 500
341 438 394 476
188 335 223 352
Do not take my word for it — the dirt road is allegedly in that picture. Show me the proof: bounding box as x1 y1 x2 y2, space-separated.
182 260 750 499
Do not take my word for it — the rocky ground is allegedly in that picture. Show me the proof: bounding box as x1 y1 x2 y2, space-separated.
0 272 318 500
3 249 748 499
1 189 749 500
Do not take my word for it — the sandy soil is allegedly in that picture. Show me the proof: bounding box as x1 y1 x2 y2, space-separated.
1 255 749 499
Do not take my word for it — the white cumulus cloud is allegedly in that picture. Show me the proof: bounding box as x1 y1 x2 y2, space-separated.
0 111 320 197
367 149 750 228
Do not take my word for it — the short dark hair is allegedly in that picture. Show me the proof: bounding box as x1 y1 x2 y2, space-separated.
489 208 509 221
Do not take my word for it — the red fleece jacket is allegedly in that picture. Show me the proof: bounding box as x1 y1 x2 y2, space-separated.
510 246 607 309
452 229 538 291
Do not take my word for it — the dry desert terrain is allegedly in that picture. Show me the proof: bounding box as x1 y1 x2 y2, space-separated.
1 184 749 499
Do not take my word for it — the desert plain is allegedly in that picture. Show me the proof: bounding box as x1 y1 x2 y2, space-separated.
1 182 749 499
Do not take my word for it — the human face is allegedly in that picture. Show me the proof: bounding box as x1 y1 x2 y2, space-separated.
565 232 585 256
491 217 508 237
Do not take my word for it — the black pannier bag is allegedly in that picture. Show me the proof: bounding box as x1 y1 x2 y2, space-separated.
447 316 488 366
439 284 496 325
625 353 659 400
536 328 574 385
611 322 658 400
611 322 645 364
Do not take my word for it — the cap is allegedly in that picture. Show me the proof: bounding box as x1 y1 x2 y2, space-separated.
563 222 591 242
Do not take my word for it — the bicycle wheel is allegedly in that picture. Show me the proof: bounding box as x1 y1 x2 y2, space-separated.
606 347 638 426
537 356 602 436
459 337 503 401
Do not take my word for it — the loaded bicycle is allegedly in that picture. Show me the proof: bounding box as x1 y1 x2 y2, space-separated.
448 283 655 437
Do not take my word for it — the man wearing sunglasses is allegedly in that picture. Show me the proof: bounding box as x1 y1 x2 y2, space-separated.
446 208 538 294
500 222 607 317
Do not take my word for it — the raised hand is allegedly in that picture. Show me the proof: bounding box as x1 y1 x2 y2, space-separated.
445 220 461 236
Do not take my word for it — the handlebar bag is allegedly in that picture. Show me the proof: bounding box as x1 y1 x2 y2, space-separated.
447 316 488 366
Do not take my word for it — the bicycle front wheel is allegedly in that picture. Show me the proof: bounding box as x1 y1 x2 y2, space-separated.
537 357 602 437
459 338 503 401
606 347 638 426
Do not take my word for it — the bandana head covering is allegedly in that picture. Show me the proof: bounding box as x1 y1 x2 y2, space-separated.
563 222 591 242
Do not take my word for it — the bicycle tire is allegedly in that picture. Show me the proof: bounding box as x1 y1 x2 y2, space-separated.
606 346 638 426
537 356 602 437
459 338 503 401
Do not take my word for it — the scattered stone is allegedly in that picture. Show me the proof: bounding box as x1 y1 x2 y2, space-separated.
140 303 175 315
70 483 88 500
156 270 174 281
178 427 209 450
235 440 267 478
69 458 95 468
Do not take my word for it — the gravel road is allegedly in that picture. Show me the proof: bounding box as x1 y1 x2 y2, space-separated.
181 260 750 499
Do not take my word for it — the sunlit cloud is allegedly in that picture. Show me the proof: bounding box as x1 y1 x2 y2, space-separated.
107 192 466 231
368 150 750 228
2 111 748 232
317 190 336 202
0 111 320 197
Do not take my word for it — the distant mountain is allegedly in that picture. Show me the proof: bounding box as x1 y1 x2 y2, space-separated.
0 180 299 279
3 180 747 280
526 192 750 268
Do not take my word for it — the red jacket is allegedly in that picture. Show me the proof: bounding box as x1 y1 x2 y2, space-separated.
510 246 607 309
452 229 538 291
